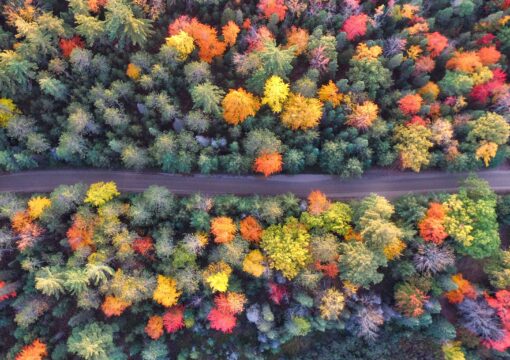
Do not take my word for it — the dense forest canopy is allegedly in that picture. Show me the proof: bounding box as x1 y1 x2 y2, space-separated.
1 177 510 359
0 0 510 176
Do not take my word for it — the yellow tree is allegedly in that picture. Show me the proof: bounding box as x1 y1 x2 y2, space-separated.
281 93 323 130
153 275 181 307
0 98 20 127
27 196 51 219
261 75 289 113
222 88 261 125
166 30 195 61
394 124 433 172
346 101 379 129
85 182 120 207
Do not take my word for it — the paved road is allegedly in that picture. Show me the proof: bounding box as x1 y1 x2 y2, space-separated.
0 168 509 199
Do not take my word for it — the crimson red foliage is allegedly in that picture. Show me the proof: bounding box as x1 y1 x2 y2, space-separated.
315 261 339 278
269 282 288 305
0 281 16 302
484 291 510 351
207 307 237 333
163 305 185 333
342 14 368 41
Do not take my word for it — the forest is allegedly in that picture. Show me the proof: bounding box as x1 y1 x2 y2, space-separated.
1 0 510 176
1 176 510 359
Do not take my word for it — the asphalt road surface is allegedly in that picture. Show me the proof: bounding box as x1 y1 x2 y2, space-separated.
0 168 509 199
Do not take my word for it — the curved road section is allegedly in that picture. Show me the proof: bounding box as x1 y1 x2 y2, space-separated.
0 168 509 199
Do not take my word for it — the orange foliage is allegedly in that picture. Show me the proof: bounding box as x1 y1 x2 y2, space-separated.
222 88 261 125
477 46 501 65
88 0 108 13
163 305 185 333
307 190 331 215
446 51 483 73
214 292 247 315
286 26 309 55
132 237 154 257
67 214 95 251
145 315 164 339
318 81 342 107
211 217 236 244
168 17 226 63
11 211 43 251
101 295 130 317
445 274 477 304
426 32 448 57
346 101 379 129
60 36 84 58
398 94 423 115
418 202 448 244
240 216 263 242
222 21 240 47
258 0 287 22
253 152 283 177
15 339 47 360
315 261 339 278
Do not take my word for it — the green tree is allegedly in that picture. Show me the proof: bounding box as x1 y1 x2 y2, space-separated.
338 241 385 288
104 0 153 48
190 82 225 117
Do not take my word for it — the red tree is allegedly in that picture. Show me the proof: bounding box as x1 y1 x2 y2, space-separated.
163 305 185 333
342 14 368 41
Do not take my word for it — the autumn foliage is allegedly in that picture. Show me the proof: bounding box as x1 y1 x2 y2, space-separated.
101 295 130 317
59 36 84 57
445 274 477 304
240 216 263 242
307 190 331 215
258 0 287 22
163 305 185 333
398 94 423 115
0 281 16 302
11 211 43 251
222 21 240 47
208 292 246 333
132 236 154 257
253 152 283 177
211 216 236 243
484 290 510 351
418 203 448 244
67 214 95 251
346 101 379 129
281 93 323 130
145 315 164 339
168 17 226 63
395 283 429 317
222 88 261 125
207 307 237 333
426 32 448 57
15 339 47 360
342 14 368 41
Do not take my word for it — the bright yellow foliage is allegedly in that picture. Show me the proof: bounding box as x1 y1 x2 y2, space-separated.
203 261 232 292
28 196 51 219
261 76 289 113
166 30 195 61
222 88 261 125
394 124 433 172
243 250 265 277
153 275 181 307
0 98 20 127
126 63 141 80
84 181 120 207
352 43 382 61
319 288 345 320
281 93 323 130
476 142 498 167
318 81 342 107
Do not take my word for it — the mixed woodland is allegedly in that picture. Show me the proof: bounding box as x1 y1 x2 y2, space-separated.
1 177 510 359
1 0 510 176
